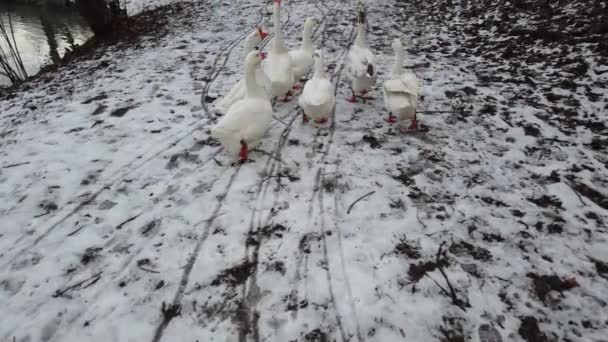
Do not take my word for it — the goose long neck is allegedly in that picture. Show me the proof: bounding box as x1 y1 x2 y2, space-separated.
302 23 314 51
355 22 367 47
391 45 404 76
245 62 264 99
272 3 287 53
243 36 257 57
313 57 326 79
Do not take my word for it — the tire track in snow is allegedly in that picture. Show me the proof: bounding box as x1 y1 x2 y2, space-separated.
230 2 340 340
146 4 285 341
279 2 357 339
229 3 326 340
305 4 382 340
151 164 244 342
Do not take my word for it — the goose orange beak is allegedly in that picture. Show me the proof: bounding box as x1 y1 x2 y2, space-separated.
259 29 269 40
259 52 267 60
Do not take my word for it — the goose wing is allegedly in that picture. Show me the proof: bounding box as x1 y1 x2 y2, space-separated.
348 46 376 78
302 78 333 107
384 72 418 96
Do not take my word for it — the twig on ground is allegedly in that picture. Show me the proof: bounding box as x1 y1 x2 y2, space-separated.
426 242 469 311
425 230 450 237
494 276 511 283
2 162 30 169
193 212 225 227
272 115 290 126
116 213 141 229
418 110 455 114
252 148 288 165
139 266 160 273
416 207 428 229
52 272 103 298
67 226 85 237
565 181 586 206
347 191 375 214
34 211 51 219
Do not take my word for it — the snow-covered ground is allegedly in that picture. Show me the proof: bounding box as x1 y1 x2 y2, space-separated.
126 0 185 15
1 0 607 341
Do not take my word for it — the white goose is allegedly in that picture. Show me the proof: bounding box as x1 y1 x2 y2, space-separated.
299 53 335 125
347 3 377 103
211 51 273 163
213 26 269 114
264 0 295 101
383 38 421 132
289 17 318 88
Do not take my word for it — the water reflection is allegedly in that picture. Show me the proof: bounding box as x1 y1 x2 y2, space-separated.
0 3 92 85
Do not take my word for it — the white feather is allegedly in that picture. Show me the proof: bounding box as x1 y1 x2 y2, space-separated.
264 1 294 97
347 14 377 93
213 29 268 114
383 38 419 124
289 17 316 80
299 56 335 123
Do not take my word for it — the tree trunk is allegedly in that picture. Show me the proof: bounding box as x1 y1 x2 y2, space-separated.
75 0 114 36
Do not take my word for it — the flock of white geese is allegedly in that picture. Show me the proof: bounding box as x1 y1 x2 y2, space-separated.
211 0 420 162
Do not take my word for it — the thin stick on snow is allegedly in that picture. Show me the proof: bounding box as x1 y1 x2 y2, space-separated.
67 226 85 236
434 242 468 311
416 207 428 229
347 191 375 214
565 181 586 206
116 213 142 229
252 148 288 165
139 266 160 273
424 230 450 237
272 115 290 126
193 212 225 227
2 161 30 169
52 272 103 298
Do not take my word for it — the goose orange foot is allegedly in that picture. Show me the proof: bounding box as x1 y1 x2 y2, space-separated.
384 113 397 123
238 140 249 163
314 117 328 124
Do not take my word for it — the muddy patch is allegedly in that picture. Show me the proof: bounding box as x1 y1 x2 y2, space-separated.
527 195 563 210
211 260 255 287
526 273 578 302
110 106 136 117
362 134 382 149
518 316 550 342
394 235 421 259
246 224 287 246
81 247 103 265
449 241 493 261
140 219 161 237
166 151 200 169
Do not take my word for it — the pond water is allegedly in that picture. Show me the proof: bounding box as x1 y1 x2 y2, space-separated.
0 3 92 86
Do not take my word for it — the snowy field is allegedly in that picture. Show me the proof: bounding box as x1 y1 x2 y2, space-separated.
1 0 607 341
125 0 188 15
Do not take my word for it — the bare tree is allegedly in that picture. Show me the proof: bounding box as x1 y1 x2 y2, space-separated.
75 0 126 37
40 13 60 65
0 11 28 85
